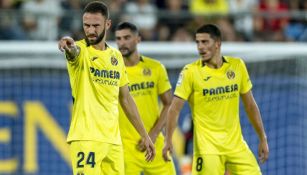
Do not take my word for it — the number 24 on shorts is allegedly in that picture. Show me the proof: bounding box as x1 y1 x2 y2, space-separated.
77 152 96 168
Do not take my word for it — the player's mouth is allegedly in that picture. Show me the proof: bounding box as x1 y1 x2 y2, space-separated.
199 51 207 56
87 35 97 40
119 48 129 52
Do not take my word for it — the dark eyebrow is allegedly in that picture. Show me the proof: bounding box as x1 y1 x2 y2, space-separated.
120 34 131 38
83 23 100 26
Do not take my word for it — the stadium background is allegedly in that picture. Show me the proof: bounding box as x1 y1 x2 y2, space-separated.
1 0 307 175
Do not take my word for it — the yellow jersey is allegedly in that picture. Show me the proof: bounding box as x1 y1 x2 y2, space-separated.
175 56 252 155
66 40 128 145
119 56 171 145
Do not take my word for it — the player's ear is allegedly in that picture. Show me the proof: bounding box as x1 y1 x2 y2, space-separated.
105 19 112 30
216 39 221 48
137 35 141 43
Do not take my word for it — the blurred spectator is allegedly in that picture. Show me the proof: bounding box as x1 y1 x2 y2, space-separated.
171 27 193 42
21 0 62 40
158 0 191 38
187 0 236 41
0 0 27 40
59 0 82 40
254 0 289 41
155 23 171 41
122 0 157 40
105 0 127 40
165 0 187 12
1 0 306 42
189 0 229 15
216 17 237 41
284 0 307 42
298 0 307 41
186 15 237 41
228 0 258 41
107 0 126 14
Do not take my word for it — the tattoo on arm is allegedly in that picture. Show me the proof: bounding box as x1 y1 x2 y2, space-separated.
65 45 80 61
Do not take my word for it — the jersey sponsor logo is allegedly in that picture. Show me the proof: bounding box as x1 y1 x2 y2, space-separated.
111 56 118 66
226 70 235 79
203 84 238 96
90 67 120 79
128 81 155 92
143 68 151 76
92 79 118 86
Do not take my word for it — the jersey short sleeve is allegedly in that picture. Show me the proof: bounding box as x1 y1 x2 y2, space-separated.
239 59 252 94
174 66 193 100
117 52 129 87
157 63 172 94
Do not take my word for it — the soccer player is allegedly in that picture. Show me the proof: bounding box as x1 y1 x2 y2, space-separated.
58 2 155 175
163 24 269 175
115 22 176 175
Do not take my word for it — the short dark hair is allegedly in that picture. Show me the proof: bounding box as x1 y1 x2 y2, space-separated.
196 24 222 41
115 22 139 35
83 1 109 19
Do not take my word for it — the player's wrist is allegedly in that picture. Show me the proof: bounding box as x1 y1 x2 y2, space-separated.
259 135 267 142
140 131 150 139
66 45 79 60
149 130 158 139
165 135 172 144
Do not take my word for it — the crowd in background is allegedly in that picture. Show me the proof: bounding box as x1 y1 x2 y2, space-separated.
0 0 307 42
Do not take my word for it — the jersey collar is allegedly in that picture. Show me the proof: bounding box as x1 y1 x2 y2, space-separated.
140 56 144 62
86 40 109 50
201 56 228 67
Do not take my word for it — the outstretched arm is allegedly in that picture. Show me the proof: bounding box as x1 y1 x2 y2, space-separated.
241 90 269 163
119 85 155 161
58 36 80 60
162 96 185 161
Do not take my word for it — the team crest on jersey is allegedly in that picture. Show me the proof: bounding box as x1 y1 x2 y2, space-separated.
143 68 151 76
226 70 235 79
111 56 118 66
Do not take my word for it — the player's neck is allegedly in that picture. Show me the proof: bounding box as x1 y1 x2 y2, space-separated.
206 55 223 69
92 41 107 51
124 52 140 67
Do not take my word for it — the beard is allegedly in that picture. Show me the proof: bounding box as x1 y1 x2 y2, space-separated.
85 28 106 46
119 47 134 57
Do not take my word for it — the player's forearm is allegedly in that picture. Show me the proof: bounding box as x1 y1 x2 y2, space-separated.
246 104 267 141
149 103 171 138
165 96 185 142
121 95 148 138
65 45 80 61
165 106 180 143
149 90 172 140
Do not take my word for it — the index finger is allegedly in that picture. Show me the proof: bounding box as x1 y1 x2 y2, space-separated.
58 40 66 52
62 36 75 44
258 150 268 164
145 145 155 162
263 149 269 163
